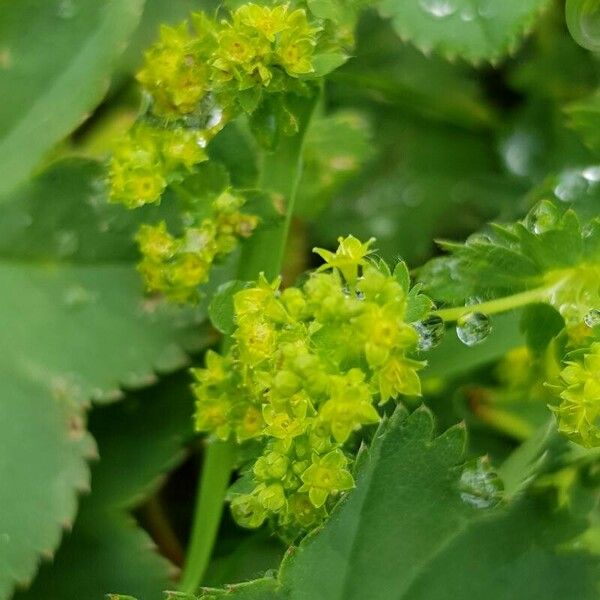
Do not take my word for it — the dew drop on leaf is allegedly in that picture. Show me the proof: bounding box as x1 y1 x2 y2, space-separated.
456 312 491 346
418 0 457 19
57 0 77 19
525 202 559 234
582 165 600 182
584 308 600 327
54 230 79 257
414 315 445 351
566 0 600 51
459 457 503 509
553 169 588 202
63 285 93 310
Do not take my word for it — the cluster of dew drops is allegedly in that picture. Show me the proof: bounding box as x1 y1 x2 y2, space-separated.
414 309 492 352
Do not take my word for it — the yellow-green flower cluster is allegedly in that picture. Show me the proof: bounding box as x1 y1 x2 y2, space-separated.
109 123 208 208
136 191 258 302
192 236 427 534
136 4 325 120
551 342 600 448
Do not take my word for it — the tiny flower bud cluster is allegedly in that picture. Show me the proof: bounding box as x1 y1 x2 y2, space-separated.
136 191 258 302
137 4 329 121
109 123 209 208
192 236 429 535
551 342 600 448
108 3 347 299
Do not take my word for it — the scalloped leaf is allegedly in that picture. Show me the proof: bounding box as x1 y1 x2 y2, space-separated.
0 0 144 197
418 200 600 305
377 0 550 64
0 159 208 599
130 406 600 599
15 374 195 600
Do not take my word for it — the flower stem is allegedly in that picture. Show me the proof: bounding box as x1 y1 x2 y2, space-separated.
178 440 235 595
178 87 320 594
434 286 548 322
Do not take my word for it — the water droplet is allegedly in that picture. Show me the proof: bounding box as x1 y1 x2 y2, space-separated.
459 457 503 509
584 308 600 327
559 302 580 322
499 128 541 178
566 0 600 52
402 183 424 207
553 169 588 202
369 216 394 237
206 106 224 130
63 285 93 310
456 312 491 346
582 165 600 182
478 0 498 19
414 315 445 351
460 7 476 21
57 0 77 19
419 0 456 18
54 230 79 257
525 202 559 234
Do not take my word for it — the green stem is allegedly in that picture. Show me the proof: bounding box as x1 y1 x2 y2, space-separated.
434 286 548 322
178 88 320 594
178 441 235 595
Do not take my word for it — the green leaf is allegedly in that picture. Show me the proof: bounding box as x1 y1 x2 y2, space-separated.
203 531 285 588
311 53 348 77
295 110 372 220
566 91 600 155
418 200 600 307
15 374 195 600
209 281 250 335
0 159 207 599
377 0 550 64
424 312 524 379
520 303 564 353
314 109 519 264
168 407 600 600
0 0 145 197
499 419 557 500
330 13 498 130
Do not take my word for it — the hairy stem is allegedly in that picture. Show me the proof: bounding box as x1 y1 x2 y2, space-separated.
178 88 320 593
434 286 548 322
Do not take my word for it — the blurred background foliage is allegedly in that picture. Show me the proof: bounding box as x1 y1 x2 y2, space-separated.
1 0 600 598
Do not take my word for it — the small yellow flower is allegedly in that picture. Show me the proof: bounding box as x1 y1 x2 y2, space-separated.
314 235 375 283
136 222 176 261
137 22 211 116
551 343 600 448
235 4 288 42
299 449 354 508
276 33 315 76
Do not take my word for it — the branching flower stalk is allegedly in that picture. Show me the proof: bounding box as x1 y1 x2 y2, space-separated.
193 236 430 535
106 1 600 593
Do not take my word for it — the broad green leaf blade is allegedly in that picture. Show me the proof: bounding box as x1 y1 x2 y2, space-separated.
176 407 600 600
0 0 144 197
377 0 550 63
0 372 95 599
0 160 207 599
15 374 196 600
418 201 600 318
314 110 519 264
